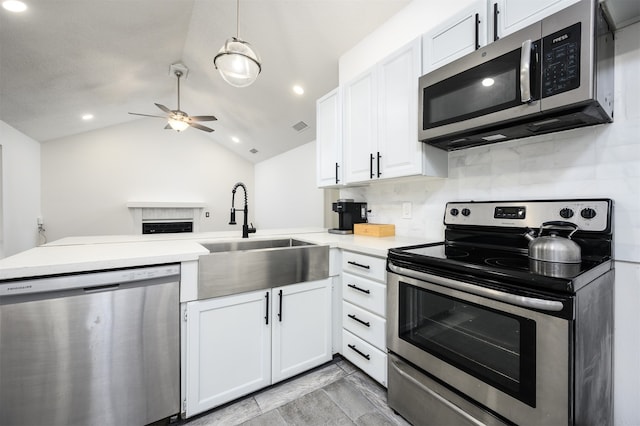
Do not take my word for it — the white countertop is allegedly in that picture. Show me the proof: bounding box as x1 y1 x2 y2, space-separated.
0 228 440 281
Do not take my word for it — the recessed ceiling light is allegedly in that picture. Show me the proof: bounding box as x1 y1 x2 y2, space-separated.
231 136 240 143
2 1 27 12
82 113 94 121
293 85 304 95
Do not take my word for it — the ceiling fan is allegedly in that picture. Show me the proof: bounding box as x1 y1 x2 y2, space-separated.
129 64 217 133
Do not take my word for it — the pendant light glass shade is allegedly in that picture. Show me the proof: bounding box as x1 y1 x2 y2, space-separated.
214 37 262 87
213 0 261 88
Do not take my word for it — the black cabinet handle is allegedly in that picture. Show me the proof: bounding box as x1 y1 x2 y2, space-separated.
335 162 340 184
347 284 371 294
265 291 269 325
493 3 500 41
369 153 375 179
376 152 381 178
348 260 370 270
348 344 371 360
348 314 370 327
278 289 283 322
475 13 480 49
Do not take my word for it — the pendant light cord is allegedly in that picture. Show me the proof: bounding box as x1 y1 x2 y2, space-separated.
235 0 240 39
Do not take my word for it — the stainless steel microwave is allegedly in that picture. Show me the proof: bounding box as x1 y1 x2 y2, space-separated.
419 0 613 151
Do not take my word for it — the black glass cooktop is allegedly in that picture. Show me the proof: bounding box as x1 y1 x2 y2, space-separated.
388 242 611 294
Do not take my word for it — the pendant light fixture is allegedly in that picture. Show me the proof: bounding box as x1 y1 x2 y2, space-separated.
213 0 262 88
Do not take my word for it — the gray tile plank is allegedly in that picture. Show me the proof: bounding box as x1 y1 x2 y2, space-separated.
322 377 378 422
185 396 262 426
254 363 346 413
240 409 288 426
277 389 355 426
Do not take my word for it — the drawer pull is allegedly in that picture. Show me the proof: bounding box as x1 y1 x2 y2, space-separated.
347 284 371 294
347 314 370 327
348 343 371 360
347 260 370 270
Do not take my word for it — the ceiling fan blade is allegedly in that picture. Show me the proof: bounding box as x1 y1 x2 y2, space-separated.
189 115 218 122
155 103 171 113
189 122 214 133
129 112 167 118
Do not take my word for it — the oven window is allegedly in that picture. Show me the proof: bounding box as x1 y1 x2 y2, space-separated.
399 282 536 407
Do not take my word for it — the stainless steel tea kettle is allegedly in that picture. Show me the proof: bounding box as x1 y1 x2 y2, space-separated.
523 221 581 263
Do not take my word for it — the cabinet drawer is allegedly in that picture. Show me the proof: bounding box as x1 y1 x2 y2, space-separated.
342 273 386 317
342 251 387 282
342 329 387 387
342 301 386 351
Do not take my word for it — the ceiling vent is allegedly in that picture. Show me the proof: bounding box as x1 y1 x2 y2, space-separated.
292 121 309 132
250 148 258 154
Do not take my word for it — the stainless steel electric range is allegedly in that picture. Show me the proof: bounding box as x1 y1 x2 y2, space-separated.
386 199 614 426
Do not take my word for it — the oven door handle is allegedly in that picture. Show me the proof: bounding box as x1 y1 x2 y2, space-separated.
388 264 564 312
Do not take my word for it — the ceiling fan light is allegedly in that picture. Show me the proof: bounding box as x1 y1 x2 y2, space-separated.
214 38 262 88
168 117 189 132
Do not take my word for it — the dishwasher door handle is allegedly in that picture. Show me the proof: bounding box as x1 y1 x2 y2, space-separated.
83 284 120 293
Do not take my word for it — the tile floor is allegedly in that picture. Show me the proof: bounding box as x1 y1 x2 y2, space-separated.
180 356 411 426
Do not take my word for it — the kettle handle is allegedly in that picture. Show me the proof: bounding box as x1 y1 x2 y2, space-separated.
541 221 579 238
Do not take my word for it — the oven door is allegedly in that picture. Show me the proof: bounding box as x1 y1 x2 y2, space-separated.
387 265 572 426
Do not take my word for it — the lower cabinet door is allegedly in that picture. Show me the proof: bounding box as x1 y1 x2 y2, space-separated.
342 329 387 387
272 279 333 383
185 290 271 417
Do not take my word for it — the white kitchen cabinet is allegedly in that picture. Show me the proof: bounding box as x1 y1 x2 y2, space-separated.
422 1 488 74
343 38 447 185
489 0 580 41
316 88 343 188
343 68 377 184
184 279 332 417
184 290 271 417
340 250 389 386
272 280 333 383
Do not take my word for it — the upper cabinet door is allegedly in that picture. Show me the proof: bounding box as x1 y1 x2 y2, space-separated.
422 1 488 74
490 0 580 40
316 88 343 188
343 68 378 184
377 38 423 180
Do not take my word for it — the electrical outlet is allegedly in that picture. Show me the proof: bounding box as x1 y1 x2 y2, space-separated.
402 202 412 219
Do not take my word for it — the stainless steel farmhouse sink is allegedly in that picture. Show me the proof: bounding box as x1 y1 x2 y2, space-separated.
198 238 329 299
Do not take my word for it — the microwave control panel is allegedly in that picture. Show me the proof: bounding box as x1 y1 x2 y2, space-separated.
541 22 581 98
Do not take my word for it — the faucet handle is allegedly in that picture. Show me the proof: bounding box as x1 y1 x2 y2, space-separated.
248 223 257 234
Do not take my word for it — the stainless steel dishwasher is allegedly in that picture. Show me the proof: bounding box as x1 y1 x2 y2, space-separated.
0 264 181 426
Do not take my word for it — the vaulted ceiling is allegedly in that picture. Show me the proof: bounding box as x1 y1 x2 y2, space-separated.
0 0 411 162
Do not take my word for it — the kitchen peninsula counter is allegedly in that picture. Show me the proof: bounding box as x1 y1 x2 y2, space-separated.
0 229 438 280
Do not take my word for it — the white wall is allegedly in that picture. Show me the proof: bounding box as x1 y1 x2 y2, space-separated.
0 121 41 257
254 141 326 229
338 5 640 425
41 119 254 241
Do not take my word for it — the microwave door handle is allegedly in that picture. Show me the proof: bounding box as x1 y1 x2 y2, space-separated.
520 39 533 103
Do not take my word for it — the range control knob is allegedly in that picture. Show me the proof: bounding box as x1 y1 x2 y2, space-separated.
450 208 459 216
581 208 597 219
559 208 574 219
461 208 471 217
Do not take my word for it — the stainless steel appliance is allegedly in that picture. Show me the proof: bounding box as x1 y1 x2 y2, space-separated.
329 199 368 234
387 199 614 425
419 0 614 150
0 264 181 426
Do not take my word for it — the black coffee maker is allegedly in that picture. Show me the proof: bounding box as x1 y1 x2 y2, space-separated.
329 199 368 234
